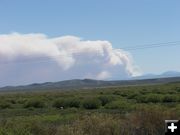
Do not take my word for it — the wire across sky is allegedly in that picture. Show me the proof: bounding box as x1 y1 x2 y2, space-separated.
0 40 180 65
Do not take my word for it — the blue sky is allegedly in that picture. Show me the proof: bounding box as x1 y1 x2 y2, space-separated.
0 0 180 75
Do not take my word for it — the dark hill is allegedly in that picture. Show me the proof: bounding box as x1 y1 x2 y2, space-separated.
1 77 180 92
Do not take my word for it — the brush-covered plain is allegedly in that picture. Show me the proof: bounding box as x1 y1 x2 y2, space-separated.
0 82 180 135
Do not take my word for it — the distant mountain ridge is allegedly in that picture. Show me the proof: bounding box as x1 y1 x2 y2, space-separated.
1 77 180 92
162 71 180 77
134 71 180 79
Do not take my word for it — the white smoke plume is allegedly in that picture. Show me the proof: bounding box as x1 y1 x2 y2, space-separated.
0 33 141 86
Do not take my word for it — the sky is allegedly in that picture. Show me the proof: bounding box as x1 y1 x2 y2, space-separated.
0 0 180 86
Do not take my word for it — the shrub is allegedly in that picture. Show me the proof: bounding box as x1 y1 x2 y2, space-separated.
136 95 147 103
82 98 101 109
17 98 28 104
112 91 121 95
146 94 162 103
105 100 132 111
0 102 11 109
136 94 162 103
162 95 178 102
67 98 81 108
175 87 180 92
126 92 140 99
53 98 81 109
98 96 113 106
7 99 16 104
53 99 67 108
24 99 45 108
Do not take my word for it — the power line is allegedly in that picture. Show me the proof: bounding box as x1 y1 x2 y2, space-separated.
120 41 180 50
0 40 180 65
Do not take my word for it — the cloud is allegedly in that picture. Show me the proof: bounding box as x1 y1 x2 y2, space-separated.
0 33 141 86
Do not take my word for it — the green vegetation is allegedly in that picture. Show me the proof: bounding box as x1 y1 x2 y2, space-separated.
0 101 11 109
0 82 180 135
98 95 113 106
24 99 45 108
53 98 81 109
82 98 101 109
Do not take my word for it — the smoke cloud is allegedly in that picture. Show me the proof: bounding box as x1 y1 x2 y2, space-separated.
0 33 141 86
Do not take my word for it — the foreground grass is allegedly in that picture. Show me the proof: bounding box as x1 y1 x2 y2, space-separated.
0 82 179 135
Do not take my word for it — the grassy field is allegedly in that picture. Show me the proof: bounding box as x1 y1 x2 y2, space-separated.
0 82 180 135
